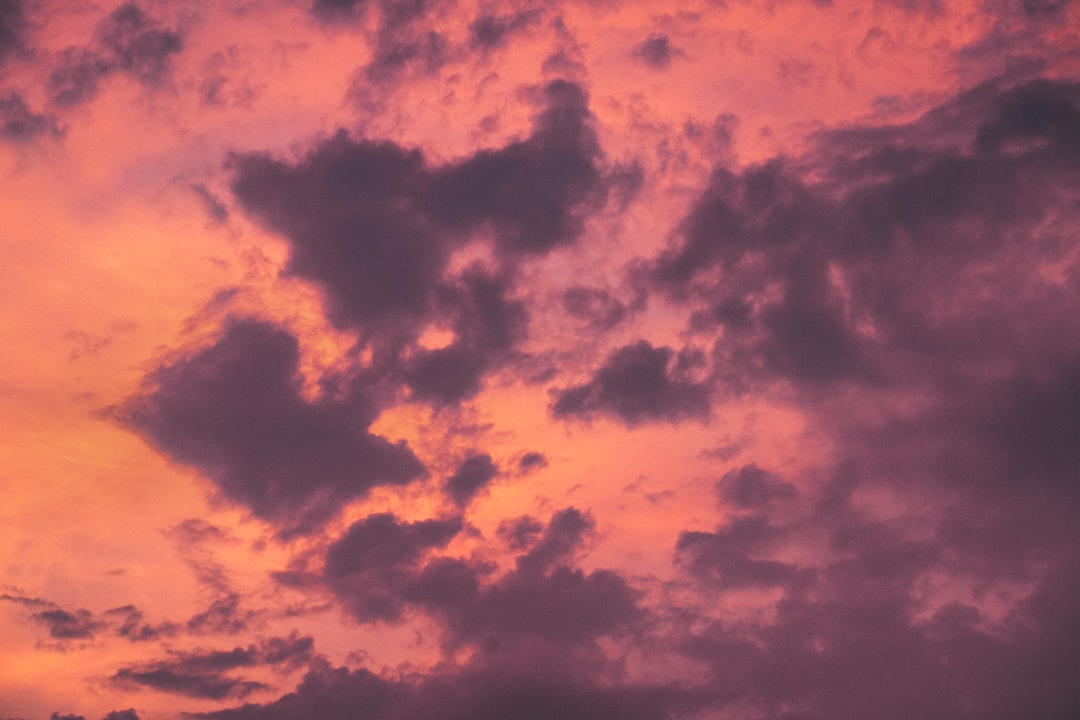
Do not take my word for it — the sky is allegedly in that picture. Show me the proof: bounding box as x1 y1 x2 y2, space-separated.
2 0 1080 718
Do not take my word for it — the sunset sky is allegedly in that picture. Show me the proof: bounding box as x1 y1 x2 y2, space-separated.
2 1 1080 719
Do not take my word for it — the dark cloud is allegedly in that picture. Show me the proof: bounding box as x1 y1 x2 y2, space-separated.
402 268 528 404
191 184 229 223
95 2 182 84
314 507 640 656
716 464 797 510
0 592 52 608
31 608 104 640
117 319 426 535
111 634 313 700
101 711 139 720
676 515 798 590
444 453 498 507
323 513 462 622
0 0 26 62
233 79 606 291
518 451 548 473
187 594 256 636
633 34 682 70
0 92 61 142
364 26 448 81
426 80 605 258
231 80 610 406
496 515 544 551
468 10 542 53
317 0 449 81
551 341 711 425
46 3 182 107
104 605 179 642
562 286 629 330
645 77 1080 396
47 48 112 107
231 135 439 332
409 509 642 651
311 0 371 20
193 659 670 720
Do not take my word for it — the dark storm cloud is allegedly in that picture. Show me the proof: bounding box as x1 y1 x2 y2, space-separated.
0 92 61 142
551 341 711 425
633 34 682 70
111 634 313 700
117 319 426 535
444 453 498 506
46 2 182 107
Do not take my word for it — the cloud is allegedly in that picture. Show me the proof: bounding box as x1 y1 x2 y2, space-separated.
643 77 1080 395
101 711 139 720
192 657 672 720
230 80 612 405
401 267 528 404
444 453 498 507
310 0 372 21
0 0 26 63
311 506 641 656
323 513 462 622
716 464 797 510
231 80 605 316
562 286 630 331
31 608 104 640
551 341 711 425
517 451 548 473
47 48 112 108
633 34 682 70
117 319 427 535
408 509 642 651
468 10 542 54
46 2 183 107
0 92 61 142
111 634 313 700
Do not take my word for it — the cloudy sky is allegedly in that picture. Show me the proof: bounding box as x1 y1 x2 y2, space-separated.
2 0 1080 718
